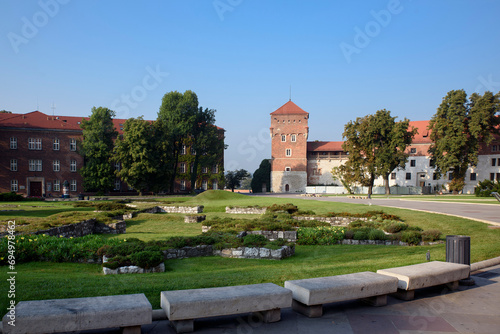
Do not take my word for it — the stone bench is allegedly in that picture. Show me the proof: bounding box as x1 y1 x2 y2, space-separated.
284 271 398 317
2 294 152 334
161 283 292 333
376 261 470 300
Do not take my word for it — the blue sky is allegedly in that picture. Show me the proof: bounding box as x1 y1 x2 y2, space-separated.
1 0 500 173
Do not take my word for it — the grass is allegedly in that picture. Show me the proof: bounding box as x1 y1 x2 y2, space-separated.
1 190 500 310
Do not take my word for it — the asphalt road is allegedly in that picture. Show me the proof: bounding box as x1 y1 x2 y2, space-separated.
256 194 500 226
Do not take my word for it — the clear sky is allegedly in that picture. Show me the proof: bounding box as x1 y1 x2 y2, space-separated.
1 0 499 173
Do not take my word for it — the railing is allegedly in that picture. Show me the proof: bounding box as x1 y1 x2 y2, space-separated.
492 192 500 203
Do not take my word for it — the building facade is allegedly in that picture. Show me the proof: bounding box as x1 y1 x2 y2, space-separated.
0 111 224 197
270 101 500 194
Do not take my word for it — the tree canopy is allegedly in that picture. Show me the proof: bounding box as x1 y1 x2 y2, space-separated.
341 109 416 197
225 169 250 192
79 107 118 193
251 159 271 193
428 90 500 193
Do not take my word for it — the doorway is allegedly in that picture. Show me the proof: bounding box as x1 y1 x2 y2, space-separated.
285 184 290 192
30 182 42 197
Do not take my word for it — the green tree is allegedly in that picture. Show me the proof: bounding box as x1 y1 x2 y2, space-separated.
188 107 226 193
156 90 199 192
331 165 356 194
225 169 250 192
428 90 500 193
251 159 271 193
341 110 416 198
79 107 118 193
113 117 158 195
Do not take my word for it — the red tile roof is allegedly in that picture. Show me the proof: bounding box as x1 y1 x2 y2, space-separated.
270 100 309 115
307 141 344 152
408 120 432 144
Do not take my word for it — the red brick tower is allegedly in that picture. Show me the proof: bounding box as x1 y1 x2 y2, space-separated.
269 100 309 192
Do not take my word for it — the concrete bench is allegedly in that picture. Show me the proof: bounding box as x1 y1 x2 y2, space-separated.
161 283 292 333
284 271 398 317
2 294 152 334
377 261 470 300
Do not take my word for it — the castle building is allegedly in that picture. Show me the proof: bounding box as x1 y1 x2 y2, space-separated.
0 111 224 197
270 101 500 194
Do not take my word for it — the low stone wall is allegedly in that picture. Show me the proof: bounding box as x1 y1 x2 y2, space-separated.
225 207 267 214
143 206 204 214
214 245 295 260
184 215 206 223
246 230 297 242
340 239 408 246
1 219 127 238
293 215 369 226
163 245 214 259
103 262 165 275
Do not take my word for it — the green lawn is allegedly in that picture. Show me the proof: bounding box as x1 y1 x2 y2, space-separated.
1 190 500 310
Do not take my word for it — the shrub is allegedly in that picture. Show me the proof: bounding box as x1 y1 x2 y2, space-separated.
129 251 164 269
353 229 369 240
383 222 408 233
401 230 422 245
243 234 268 247
421 229 442 242
266 203 298 214
475 179 500 197
368 229 387 241
344 230 355 239
0 192 24 201
94 202 130 211
297 226 344 245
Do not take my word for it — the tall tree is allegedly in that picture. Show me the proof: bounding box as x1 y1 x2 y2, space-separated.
79 107 118 193
113 117 158 195
341 110 416 198
251 159 271 193
225 169 250 192
188 107 226 193
156 91 199 192
428 90 500 193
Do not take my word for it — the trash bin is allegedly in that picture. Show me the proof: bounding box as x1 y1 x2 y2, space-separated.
446 235 470 265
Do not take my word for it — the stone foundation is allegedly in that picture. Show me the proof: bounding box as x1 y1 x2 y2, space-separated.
143 205 204 214
103 262 165 275
163 245 214 259
184 215 206 223
214 245 295 260
225 207 267 214
293 215 370 226
246 230 297 242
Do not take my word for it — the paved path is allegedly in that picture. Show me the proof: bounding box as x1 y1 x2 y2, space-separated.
138 264 500 333
259 194 500 226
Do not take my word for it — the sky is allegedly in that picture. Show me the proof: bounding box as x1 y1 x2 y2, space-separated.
1 0 500 173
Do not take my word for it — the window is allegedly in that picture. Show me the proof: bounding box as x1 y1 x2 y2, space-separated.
202 180 208 190
281 135 286 142
114 180 121 191
29 160 42 171
10 137 17 149
53 138 60 150
28 138 42 150
285 148 291 157
212 165 219 174
53 180 60 192
492 145 498 152
497 173 500 181
470 173 477 181
180 180 186 190
70 180 77 192
410 160 416 167
285 167 291 172
391 172 396 180
11 180 18 192
433 173 438 180
429 159 436 168
46 182 52 192
181 145 186 155
53 160 60 172
10 159 17 172
70 138 77 151
410 148 416 154
114 162 121 171
202 167 208 174
179 163 186 173
405 173 411 180
493 159 497 167
191 147 196 155
291 134 296 142
491 173 495 181
449 173 453 181
70 160 77 172
212 180 218 190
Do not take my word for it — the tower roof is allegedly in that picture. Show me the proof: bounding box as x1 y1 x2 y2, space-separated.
270 100 309 115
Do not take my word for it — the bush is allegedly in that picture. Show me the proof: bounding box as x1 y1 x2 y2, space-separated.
475 179 500 197
129 251 164 269
297 226 344 245
421 229 442 242
353 230 369 240
0 192 24 201
266 203 298 214
344 230 355 239
383 222 408 233
243 234 268 247
401 230 422 245
368 229 387 241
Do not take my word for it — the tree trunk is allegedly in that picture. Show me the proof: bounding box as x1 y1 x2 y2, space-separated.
367 173 375 199
384 175 390 195
190 154 200 194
